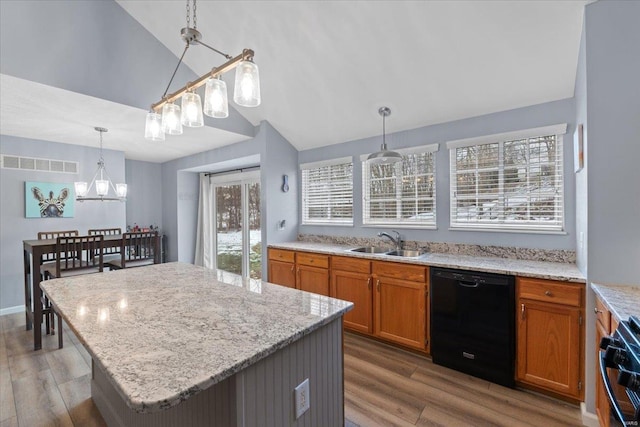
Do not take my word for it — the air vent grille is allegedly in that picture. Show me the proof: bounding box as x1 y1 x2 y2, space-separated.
1 154 78 174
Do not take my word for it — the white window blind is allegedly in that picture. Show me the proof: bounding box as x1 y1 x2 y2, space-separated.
301 158 353 225
362 144 437 227
448 126 565 232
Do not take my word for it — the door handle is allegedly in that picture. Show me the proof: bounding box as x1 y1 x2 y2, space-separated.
376 279 380 292
521 303 525 320
367 277 372 290
290 265 294 272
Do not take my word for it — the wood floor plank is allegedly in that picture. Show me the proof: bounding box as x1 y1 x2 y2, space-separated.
7 351 49 381
0 416 18 427
344 335 420 378
57 374 107 427
0 354 16 423
12 369 74 427
45 346 91 385
345 390 416 427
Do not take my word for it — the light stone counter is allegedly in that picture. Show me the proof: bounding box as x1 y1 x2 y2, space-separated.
269 241 586 283
591 283 640 321
41 262 353 416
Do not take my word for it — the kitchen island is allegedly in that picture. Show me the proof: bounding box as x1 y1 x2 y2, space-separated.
40 262 353 427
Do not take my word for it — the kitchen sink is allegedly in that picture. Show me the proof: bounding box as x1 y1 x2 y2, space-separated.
348 246 389 254
385 250 426 258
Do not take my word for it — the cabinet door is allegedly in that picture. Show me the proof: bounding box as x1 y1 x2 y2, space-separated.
595 319 611 427
268 260 296 288
516 300 582 399
297 265 330 296
374 275 426 350
331 270 372 334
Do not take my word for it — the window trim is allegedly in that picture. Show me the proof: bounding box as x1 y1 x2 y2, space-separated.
361 143 439 228
300 156 354 226
447 124 566 233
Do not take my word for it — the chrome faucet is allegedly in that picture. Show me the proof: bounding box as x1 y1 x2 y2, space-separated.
378 230 403 252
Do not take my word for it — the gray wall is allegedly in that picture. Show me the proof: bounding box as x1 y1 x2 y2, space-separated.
125 160 163 230
581 0 640 415
0 136 126 310
299 98 577 250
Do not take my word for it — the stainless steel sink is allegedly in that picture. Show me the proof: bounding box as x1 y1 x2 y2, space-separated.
348 246 389 254
385 250 425 258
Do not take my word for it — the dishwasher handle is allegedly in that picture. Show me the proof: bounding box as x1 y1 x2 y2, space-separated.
459 280 480 288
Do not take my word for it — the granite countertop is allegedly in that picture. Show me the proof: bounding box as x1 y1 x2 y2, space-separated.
591 283 640 321
40 262 353 414
269 241 586 283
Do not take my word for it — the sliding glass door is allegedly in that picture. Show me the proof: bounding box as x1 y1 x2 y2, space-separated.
213 172 261 279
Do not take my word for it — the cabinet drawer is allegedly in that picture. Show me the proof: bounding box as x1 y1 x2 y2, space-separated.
332 256 371 274
297 252 329 269
268 249 295 263
373 261 426 282
517 277 582 307
595 297 611 334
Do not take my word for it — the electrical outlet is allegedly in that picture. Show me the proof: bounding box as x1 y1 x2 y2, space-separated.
294 378 310 419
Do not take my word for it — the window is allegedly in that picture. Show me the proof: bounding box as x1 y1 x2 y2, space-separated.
362 144 438 227
448 124 566 232
301 157 353 225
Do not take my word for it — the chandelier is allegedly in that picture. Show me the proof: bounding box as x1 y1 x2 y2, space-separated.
74 127 127 202
144 0 261 141
367 107 403 164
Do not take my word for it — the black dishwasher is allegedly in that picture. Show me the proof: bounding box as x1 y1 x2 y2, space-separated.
430 267 515 387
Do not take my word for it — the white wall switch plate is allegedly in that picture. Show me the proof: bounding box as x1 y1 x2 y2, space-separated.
294 378 310 419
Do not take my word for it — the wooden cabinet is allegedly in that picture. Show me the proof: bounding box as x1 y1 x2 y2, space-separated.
297 252 330 296
595 296 611 427
267 249 296 288
267 249 330 295
516 277 584 401
372 261 428 351
331 257 373 334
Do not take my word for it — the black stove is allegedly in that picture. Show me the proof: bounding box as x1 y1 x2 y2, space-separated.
600 315 640 425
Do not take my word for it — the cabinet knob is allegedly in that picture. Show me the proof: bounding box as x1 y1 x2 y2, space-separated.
544 290 552 297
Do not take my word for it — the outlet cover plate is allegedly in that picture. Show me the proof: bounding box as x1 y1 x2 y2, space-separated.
294 378 310 418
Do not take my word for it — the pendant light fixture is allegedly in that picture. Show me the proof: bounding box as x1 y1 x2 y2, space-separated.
74 127 127 202
367 107 403 165
144 0 260 140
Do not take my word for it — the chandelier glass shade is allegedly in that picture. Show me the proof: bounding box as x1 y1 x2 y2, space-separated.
75 127 127 202
144 0 260 141
204 77 228 118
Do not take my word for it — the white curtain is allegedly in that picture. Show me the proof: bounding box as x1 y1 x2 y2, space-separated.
194 173 214 269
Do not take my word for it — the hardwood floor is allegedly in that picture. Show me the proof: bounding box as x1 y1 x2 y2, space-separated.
0 313 584 426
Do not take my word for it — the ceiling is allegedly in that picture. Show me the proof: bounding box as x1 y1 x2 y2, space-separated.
1 1 590 163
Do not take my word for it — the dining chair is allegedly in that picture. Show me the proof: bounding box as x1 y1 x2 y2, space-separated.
88 227 122 262
36 230 79 336
107 231 159 270
42 234 104 349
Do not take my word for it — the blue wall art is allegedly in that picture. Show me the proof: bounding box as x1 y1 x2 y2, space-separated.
25 181 75 218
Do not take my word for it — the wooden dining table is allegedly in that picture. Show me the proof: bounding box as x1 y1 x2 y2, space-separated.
22 233 159 350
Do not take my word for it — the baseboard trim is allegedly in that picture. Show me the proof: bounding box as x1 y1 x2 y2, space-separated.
581 403 600 427
0 305 24 316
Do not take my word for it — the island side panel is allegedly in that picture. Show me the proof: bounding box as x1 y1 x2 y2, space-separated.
90 317 344 426
236 317 344 426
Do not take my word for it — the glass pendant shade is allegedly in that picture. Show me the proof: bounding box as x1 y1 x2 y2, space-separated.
233 60 261 107
95 180 109 197
144 112 165 141
204 77 229 118
181 91 204 127
74 182 88 197
162 103 183 135
116 183 128 198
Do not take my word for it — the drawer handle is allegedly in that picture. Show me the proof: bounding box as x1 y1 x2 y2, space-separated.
309 259 314 263
544 290 552 297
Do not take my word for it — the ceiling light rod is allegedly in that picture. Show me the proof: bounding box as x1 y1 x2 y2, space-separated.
150 48 254 112
75 127 127 202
